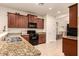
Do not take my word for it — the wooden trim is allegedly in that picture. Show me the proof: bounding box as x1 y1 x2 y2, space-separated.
69 3 78 8
8 12 27 16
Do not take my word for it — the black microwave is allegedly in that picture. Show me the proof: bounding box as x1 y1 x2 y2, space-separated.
28 22 37 28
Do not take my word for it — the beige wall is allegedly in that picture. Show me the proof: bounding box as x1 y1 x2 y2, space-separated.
78 4 79 56
46 14 56 43
55 13 69 35
0 6 46 34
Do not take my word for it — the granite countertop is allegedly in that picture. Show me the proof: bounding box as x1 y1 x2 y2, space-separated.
63 36 77 40
0 36 41 56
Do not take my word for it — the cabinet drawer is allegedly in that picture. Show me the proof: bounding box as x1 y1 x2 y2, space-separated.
21 35 29 41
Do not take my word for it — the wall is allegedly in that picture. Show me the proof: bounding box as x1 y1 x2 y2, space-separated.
55 14 69 35
78 4 79 56
0 6 46 34
0 7 8 33
46 14 56 43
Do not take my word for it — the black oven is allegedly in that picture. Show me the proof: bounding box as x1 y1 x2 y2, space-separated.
27 30 38 45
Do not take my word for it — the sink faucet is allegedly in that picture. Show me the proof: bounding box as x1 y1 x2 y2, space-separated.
3 26 6 32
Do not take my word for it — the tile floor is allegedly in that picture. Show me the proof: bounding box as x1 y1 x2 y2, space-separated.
35 39 64 56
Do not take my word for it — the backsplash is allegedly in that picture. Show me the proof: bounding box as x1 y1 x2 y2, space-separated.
8 28 45 34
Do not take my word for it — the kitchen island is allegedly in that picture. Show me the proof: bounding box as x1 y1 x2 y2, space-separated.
0 36 41 56
62 36 77 56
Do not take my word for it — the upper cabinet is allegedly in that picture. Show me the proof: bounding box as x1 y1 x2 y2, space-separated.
16 15 28 28
27 14 44 29
8 13 16 28
8 13 44 29
35 18 44 29
69 4 78 28
8 13 28 28
27 14 37 23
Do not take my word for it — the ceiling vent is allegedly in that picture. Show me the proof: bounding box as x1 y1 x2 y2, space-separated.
38 3 45 6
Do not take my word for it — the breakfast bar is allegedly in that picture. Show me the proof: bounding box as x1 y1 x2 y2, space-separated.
0 36 41 56
62 36 77 56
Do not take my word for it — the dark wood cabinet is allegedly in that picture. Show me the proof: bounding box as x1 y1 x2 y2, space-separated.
17 15 28 28
69 4 77 28
21 35 29 41
8 13 28 28
36 18 44 29
21 33 46 44
27 14 44 29
8 13 16 28
15 14 19 28
27 14 37 23
8 13 44 29
62 4 78 56
38 33 46 44
63 37 77 56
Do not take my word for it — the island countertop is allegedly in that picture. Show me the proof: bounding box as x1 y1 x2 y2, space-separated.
63 35 77 40
0 36 41 56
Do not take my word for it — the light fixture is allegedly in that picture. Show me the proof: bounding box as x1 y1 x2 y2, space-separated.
57 11 61 14
49 8 52 10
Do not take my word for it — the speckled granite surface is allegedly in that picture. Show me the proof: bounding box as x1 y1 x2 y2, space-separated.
0 39 41 56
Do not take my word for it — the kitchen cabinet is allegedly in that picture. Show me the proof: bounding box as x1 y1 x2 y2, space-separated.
27 14 37 23
36 18 44 29
21 35 29 41
21 32 46 44
8 13 28 28
8 13 44 29
69 4 77 28
27 14 44 29
38 33 46 44
17 15 28 28
63 37 77 56
8 13 16 28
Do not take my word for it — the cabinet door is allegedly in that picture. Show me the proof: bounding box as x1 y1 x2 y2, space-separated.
18 15 24 28
15 15 28 28
23 16 28 28
38 34 46 44
63 38 77 56
69 4 77 28
21 35 29 41
27 14 37 23
8 13 16 28
15 14 19 28
36 18 44 29
28 15 34 22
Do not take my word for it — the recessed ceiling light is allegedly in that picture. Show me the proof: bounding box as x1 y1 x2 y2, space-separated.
57 11 61 14
35 3 38 5
49 8 52 10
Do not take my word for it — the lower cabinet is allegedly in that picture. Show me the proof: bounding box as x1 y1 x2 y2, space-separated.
21 33 46 44
63 37 77 56
38 33 46 44
21 35 29 41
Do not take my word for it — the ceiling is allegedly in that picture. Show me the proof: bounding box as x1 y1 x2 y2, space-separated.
0 3 74 17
